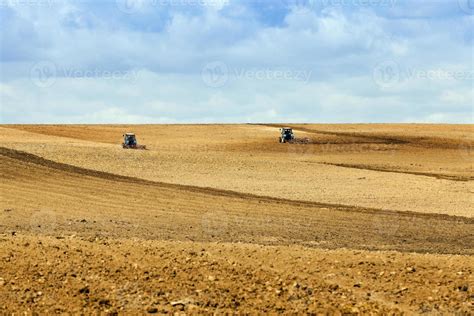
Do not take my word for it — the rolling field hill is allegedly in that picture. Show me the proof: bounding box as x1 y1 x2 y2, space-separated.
0 124 473 314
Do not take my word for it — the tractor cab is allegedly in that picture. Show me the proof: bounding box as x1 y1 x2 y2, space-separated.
122 133 147 149
123 133 137 147
280 128 295 143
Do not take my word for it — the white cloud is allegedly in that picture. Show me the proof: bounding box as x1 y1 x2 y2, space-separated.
0 1 472 123
440 89 474 105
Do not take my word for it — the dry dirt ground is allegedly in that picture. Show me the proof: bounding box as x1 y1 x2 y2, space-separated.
0 124 473 314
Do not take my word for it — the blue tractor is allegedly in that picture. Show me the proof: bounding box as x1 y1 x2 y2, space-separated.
279 128 295 143
122 133 147 149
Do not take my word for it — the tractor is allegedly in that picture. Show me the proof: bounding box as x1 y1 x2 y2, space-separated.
122 133 147 149
279 128 295 143
279 127 310 144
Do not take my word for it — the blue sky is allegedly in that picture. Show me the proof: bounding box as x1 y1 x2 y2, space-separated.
0 0 473 123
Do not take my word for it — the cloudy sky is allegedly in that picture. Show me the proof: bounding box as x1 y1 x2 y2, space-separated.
0 0 473 123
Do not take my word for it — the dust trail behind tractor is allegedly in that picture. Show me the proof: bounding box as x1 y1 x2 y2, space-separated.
279 128 311 144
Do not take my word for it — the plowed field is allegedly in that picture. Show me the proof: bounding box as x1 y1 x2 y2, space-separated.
0 124 473 314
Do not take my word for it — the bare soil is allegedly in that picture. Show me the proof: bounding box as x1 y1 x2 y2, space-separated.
0 124 472 314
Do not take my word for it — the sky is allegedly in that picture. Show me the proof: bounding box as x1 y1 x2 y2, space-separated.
0 0 473 124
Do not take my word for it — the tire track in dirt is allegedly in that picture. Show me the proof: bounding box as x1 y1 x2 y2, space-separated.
256 123 409 145
256 124 472 181
1 146 471 223
256 123 470 149
318 162 473 182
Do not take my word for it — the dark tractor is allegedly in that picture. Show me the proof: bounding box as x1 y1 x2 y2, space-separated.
122 133 146 149
279 128 295 143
